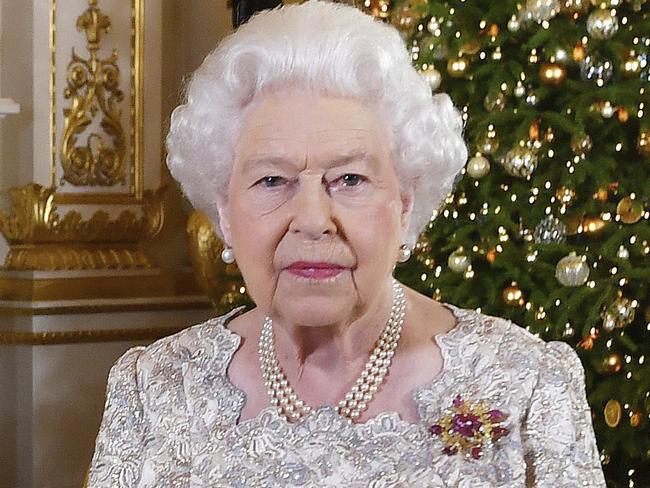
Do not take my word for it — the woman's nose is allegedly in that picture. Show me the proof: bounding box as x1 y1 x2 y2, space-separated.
288 174 337 239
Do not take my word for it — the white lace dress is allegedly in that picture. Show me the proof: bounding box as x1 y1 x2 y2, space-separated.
88 303 606 487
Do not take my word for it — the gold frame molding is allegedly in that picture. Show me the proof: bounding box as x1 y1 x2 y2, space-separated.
0 326 188 346
50 0 145 204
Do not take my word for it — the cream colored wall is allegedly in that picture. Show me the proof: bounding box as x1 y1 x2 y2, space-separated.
0 2 235 487
144 0 233 270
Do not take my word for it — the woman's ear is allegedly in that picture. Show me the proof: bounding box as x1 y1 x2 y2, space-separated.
215 195 233 245
400 188 415 238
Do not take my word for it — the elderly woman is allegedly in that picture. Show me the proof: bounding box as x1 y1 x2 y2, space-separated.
88 1 606 486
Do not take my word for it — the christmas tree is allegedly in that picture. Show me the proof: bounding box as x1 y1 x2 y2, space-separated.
386 0 649 486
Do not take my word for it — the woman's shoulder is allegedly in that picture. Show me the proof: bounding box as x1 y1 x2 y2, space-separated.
109 305 247 378
446 303 583 381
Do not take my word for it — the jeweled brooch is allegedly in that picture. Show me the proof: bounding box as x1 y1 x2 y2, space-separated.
429 394 510 460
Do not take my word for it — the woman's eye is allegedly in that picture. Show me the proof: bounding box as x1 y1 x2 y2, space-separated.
257 176 286 188
336 174 366 187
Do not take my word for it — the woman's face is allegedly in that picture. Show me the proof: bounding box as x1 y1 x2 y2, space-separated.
217 91 413 327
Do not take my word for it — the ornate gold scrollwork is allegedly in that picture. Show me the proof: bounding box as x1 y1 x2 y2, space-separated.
186 211 250 312
60 0 126 186
0 183 164 270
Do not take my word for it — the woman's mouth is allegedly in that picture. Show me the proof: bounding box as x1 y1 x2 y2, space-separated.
286 262 346 280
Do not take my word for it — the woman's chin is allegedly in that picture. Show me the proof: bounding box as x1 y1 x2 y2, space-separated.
273 271 356 326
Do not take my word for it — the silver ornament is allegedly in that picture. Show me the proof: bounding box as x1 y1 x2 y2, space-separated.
448 247 470 273
514 81 526 97
420 65 442 91
467 155 490 179
484 91 506 111
616 245 630 259
586 9 619 40
501 145 538 178
555 252 590 286
525 0 561 22
507 14 521 32
580 55 613 85
533 215 567 243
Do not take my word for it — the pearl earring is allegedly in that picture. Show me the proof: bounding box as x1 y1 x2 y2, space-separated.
397 244 411 263
221 246 236 264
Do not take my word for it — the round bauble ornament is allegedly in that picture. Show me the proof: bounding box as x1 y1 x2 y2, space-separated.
556 186 577 205
525 0 561 22
601 101 615 118
616 245 629 259
586 9 619 39
427 16 441 34
476 129 500 155
582 215 607 235
603 353 622 374
503 282 525 306
580 55 613 85
391 3 419 31
555 251 589 286
621 52 641 77
447 57 469 77
500 145 538 178
533 215 567 243
572 43 586 62
484 91 506 112
562 0 590 14
419 65 442 91
616 196 644 224
540 62 567 85
604 399 622 427
486 248 497 263
466 154 490 179
617 107 629 123
637 130 650 158
514 80 526 97
448 247 470 273
630 411 643 428
507 14 521 32
601 294 636 331
570 132 593 155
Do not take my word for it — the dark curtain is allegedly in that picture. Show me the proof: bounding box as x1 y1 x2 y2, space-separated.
231 0 283 28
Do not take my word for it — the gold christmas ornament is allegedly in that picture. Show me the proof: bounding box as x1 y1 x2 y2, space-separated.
604 399 622 427
637 130 650 158
572 43 586 62
562 0 590 14
487 24 500 37
594 187 609 202
467 154 491 179
503 282 525 306
448 247 471 273
601 293 636 331
603 353 622 374
555 251 590 286
390 3 420 31
476 128 500 155
621 52 641 77
540 62 567 85
484 91 506 112
630 411 643 428
556 186 576 205
586 9 619 40
570 132 593 155
617 107 629 123
419 65 442 91
525 0 562 22
582 215 607 235
500 144 538 178
616 196 644 224
460 39 481 56
447 57 469 77
486 248 497 263
528 120 541 141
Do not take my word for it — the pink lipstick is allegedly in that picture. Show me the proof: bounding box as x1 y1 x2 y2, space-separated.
286 262 345 279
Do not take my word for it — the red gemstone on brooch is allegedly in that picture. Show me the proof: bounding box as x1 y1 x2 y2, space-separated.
429 394 510 460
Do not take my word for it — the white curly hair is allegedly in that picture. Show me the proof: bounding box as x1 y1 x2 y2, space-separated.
166 0 467 249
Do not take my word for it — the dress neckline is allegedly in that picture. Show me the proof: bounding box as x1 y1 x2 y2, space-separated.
215 300 477 430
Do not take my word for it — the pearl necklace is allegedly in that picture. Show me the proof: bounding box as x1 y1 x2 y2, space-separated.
259 279 406 422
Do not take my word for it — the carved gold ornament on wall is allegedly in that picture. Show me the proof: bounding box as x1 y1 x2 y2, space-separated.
0 183 164 270
60 0 126 187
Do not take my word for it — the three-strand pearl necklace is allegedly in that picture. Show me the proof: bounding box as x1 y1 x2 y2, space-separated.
259 279 406 422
